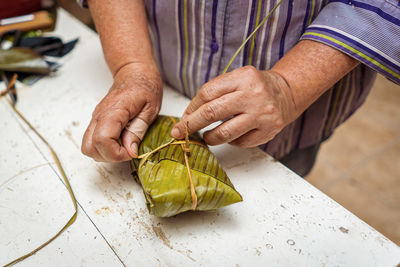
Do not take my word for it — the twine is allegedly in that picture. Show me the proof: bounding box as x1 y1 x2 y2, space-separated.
136 122 204 210
2 0 283 263
2 74 78 267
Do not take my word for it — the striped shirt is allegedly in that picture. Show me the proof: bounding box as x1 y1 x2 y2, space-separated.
78 0 400 159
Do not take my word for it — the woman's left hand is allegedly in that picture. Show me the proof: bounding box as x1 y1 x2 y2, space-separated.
171 65 298 148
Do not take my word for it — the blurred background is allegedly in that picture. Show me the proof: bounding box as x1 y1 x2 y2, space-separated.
2 0 399 245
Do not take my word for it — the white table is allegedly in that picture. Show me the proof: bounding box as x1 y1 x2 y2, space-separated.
1 9 399 267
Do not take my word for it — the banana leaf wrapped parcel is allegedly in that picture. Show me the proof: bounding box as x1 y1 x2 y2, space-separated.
130 115 243 217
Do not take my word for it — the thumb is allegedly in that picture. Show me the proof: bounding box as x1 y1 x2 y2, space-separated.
122 117 149 158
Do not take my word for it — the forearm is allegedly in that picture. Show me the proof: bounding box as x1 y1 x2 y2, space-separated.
88 0 158 77
271 40 359 119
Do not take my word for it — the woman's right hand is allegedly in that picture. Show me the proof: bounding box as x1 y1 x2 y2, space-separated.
81 63 163 162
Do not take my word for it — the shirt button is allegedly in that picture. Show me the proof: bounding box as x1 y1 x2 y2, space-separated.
210 40 219 52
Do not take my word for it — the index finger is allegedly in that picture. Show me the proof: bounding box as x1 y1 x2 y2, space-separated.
172 91 243 139
183 71 237 116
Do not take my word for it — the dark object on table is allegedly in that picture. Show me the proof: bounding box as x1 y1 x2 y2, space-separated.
19 36 79 57
0 30 78 85
0 47 53 74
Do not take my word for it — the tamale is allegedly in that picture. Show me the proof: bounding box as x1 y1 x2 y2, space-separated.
131 115 243 217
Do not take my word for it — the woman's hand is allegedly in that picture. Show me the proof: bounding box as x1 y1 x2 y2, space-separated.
81 63 162 162
171 66 298 148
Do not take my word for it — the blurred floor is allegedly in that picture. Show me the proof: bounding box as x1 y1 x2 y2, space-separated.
58 3 400 245
307 74 400 245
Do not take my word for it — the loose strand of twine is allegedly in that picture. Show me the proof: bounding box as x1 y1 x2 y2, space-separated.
2 74 78 267
3 0 283 264
222 0 283 74
136 0 283 212
0 74 17 97
183 145 197 210
182 123 197 209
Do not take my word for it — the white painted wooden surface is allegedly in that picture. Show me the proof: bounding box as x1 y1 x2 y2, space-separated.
1 9 399 267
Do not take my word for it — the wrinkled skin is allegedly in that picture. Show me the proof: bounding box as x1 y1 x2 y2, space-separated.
171 66 297 148
81 63 162 162
82 0 359 163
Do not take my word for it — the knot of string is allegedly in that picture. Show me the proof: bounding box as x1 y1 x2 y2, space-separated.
137 123 201 210
2 0 283 264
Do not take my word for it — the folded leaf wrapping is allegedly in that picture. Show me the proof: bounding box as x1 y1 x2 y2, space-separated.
130 115 243 217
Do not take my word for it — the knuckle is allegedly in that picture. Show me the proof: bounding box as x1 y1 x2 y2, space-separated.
274 117 284 129
92 131 107 146
242 66 260 80
200 86 214 101
242 65 257 74
216 126 231 141
216 94 230 105
144 105 159 121
201 103 218 122
265 104 277 114
252 86 265 97
236 90 246 99
186 103 196 114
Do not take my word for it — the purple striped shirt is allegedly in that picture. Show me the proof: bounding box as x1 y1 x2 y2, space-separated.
78 0 400 159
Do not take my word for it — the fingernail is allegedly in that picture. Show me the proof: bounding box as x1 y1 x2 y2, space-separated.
171 127 181 138
131 143 138 158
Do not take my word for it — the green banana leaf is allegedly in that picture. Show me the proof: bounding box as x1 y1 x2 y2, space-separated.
131 115 243 217
0 47 51 74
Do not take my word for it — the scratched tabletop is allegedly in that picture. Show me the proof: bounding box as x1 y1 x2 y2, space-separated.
1 9 399 267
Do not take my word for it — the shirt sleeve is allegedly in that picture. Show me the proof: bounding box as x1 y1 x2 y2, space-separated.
300 0 400 84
